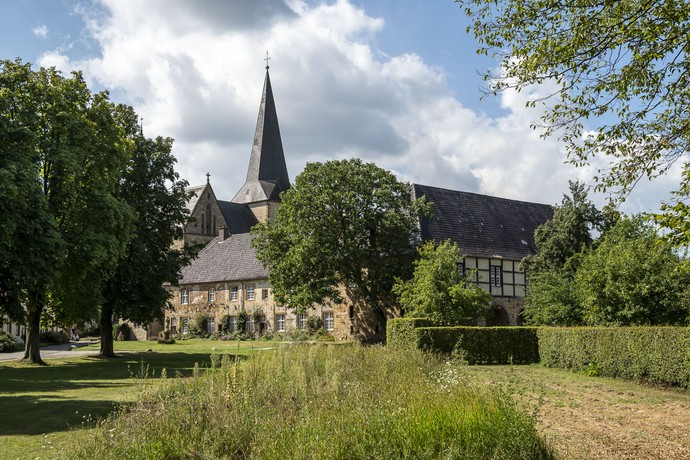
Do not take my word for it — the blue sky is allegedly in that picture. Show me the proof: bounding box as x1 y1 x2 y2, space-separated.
1 0 682 213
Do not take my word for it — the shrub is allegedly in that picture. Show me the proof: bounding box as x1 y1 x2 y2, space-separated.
40 330 70 345
386 318 435 350
538 327 690 388
114 323 132 341
188 312 211 338
306 316 323 334
0 329 18 352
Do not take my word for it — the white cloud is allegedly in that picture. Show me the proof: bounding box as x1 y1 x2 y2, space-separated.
39 0 676 213
32 25 49 38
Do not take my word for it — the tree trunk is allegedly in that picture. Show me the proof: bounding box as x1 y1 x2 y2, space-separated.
22 301 45 365
99 303 116 358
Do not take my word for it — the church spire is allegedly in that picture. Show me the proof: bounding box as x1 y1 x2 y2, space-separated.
232 63 290 204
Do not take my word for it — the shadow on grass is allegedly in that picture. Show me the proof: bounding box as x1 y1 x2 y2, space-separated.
0 351 247 436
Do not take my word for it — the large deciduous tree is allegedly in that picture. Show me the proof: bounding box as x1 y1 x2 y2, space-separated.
251 159 429 337
393 240 490 325
0 59 134 364
98 112 195 357
456 0 690 241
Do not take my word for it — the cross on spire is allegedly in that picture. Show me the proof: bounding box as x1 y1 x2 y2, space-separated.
264 51 270 70
206 172 210 183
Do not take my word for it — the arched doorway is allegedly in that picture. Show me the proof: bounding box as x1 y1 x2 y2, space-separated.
486 305 510 326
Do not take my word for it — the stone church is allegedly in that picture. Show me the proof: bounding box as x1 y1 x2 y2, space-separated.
162 67 553 342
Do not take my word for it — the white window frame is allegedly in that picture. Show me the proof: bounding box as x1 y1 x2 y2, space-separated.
181 289 189 305
230 286 238 301
208 288 215 303
324 311 334 331
298 313 307 330
490 266 502 287
207 317 215 334
262 289 269 300
276 314 285 332
247 285 255 300
180 317 189 334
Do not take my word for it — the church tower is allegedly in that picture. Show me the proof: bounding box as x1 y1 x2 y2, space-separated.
231 66 290 223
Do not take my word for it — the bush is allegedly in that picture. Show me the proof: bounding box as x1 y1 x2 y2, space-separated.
538 327 690 388
386 318 435 350
306 316 323 334
189 312 211 338
114 323 132 341
40 330 70 345
0 329 18 352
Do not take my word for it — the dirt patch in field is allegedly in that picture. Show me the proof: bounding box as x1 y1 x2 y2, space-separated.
466 366 690 460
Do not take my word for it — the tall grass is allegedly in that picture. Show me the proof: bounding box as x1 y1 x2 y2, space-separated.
63 344 553 459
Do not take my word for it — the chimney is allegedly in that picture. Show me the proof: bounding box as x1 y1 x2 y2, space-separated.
219 227 229 240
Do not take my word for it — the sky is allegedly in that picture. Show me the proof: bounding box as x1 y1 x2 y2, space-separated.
0 0 684 213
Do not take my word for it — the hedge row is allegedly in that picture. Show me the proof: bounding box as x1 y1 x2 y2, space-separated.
387 319 540 364
538 327 690 388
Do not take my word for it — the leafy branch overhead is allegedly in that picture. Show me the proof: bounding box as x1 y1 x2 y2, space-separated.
456 0 690 242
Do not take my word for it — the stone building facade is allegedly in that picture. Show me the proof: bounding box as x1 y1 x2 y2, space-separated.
162 68 554 342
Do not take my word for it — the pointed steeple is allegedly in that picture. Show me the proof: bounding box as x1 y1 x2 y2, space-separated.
232 68 290 204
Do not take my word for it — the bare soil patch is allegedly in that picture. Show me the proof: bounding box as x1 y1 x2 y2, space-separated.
465 365 690 460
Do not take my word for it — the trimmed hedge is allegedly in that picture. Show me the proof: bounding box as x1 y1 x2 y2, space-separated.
387 319 539 364
386 318 435 350
538 327 690 388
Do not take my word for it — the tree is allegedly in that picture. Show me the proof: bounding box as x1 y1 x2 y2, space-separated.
456 0 690 240
575 216 690 326
393 240 491 325
98 125 195 357
522 181 601 274
251 158 430 336
522 269 582 326
0 59 134 364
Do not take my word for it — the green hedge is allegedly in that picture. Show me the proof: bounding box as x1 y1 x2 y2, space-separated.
386 318 435 350
538 327 690 388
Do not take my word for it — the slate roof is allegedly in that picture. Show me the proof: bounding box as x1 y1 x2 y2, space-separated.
412 184 553 260
217 200 258 234
232 69 291 204
179 232 267 284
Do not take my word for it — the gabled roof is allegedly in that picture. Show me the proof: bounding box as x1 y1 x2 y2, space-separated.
232 69 291 204
184 184 207 214
217 200 258 234
179 233 267 284
412 184 553 260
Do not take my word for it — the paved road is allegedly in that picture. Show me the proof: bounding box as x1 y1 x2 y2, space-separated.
0 341 101 362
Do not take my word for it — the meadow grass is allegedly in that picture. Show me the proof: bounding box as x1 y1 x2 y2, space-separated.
61 344 554 459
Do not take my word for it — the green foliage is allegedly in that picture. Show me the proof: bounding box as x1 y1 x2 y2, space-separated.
417 327 540 364
386 317 436 350
63 345 554 459
252 158 431 332
523 269 582 326
188 312 211 338
394 240 491 325
305 315 323 334
113 323 132 341
0 329 17 352
538 327 690 388
575 216 690 326
39 330 69 345
522 181 600 275
456 0 690 240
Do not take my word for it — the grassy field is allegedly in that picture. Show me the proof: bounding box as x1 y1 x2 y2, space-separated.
1 340 689 459
0 340 272 459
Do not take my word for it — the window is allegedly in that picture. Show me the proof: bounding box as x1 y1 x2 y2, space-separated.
298 313 307 330
247 285 255 300
170 318 177 334
324 312 334 331
227 316 237 332
276 314 285 332
262 289 269 300
181 317 189 334
458 262 465 277
181 289 189 305
208 288 215 303
230 286 238 301
490 266 502 287
247 316 254 333
207 317 215 334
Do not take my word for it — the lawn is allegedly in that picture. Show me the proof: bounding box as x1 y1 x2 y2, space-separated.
2 340 689 459
0 339 271 459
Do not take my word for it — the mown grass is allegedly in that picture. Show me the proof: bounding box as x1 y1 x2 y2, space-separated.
59 344 554 459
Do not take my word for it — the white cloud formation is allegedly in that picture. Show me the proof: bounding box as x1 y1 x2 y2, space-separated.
32 24 49 38
37 0 678 213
